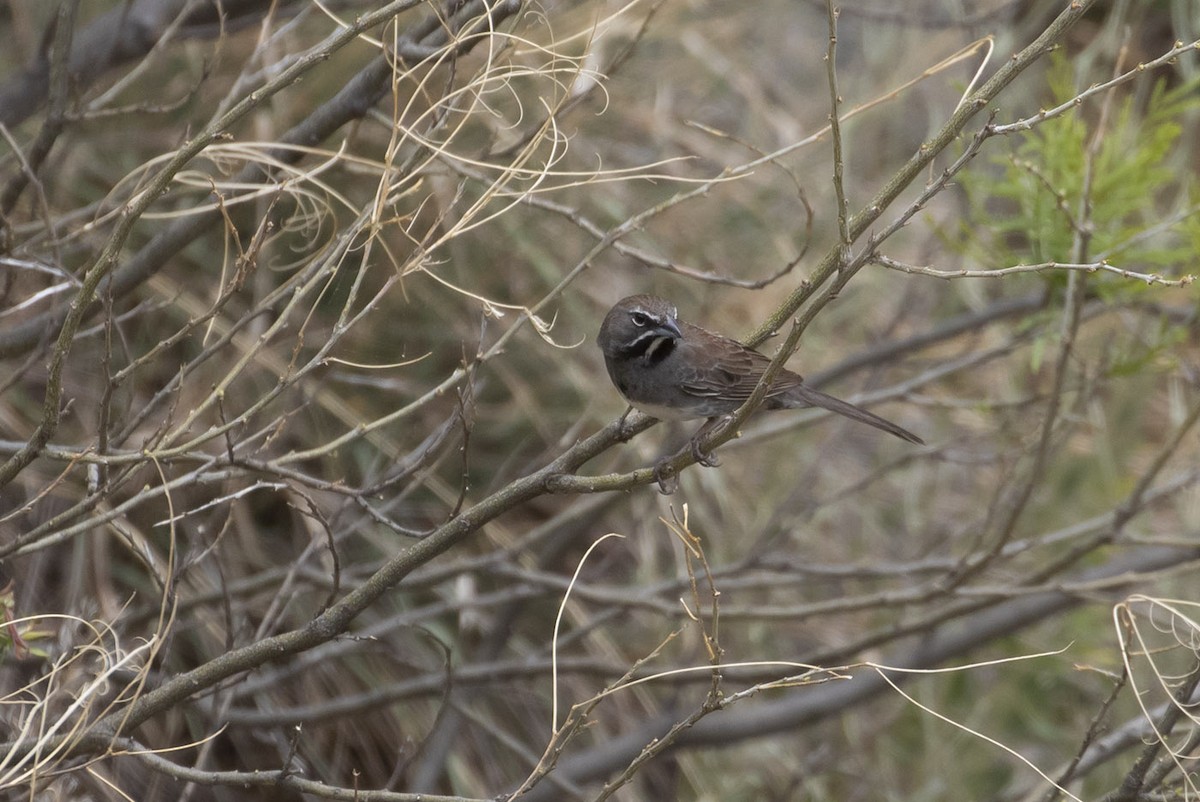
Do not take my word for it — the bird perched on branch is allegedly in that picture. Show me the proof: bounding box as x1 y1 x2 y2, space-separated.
597 294 923 490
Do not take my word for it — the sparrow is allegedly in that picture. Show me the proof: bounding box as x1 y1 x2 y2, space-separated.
597 294 923 487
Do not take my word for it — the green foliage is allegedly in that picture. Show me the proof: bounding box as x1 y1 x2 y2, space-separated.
958 55 1199 289
950 55 1199 379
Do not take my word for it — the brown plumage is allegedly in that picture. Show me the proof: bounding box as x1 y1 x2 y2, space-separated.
597 294 923 447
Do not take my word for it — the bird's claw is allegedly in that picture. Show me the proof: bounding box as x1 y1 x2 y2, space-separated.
690 438 720 467
653 459 678 495
690 414 732 467
651 415 734 492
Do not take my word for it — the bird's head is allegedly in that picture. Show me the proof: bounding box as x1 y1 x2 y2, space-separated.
597 295 682 360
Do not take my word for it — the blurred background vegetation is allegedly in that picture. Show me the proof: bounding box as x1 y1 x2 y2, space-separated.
0 0 1198 799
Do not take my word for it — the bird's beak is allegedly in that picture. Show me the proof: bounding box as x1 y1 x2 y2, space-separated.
658 317 681 340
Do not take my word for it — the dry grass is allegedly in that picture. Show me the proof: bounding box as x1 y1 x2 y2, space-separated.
0 0 1198 799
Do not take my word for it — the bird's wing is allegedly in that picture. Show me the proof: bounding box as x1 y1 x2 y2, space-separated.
675 323 803 403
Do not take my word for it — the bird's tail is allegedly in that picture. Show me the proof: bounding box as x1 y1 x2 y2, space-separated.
788 384 924 445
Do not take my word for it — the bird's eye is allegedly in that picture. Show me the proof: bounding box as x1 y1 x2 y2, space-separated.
629 311 649 327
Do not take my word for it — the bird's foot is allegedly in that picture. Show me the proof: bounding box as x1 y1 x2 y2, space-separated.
651 415 735 492
688 414 733 467
653 459 678 495
689 438 721 468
